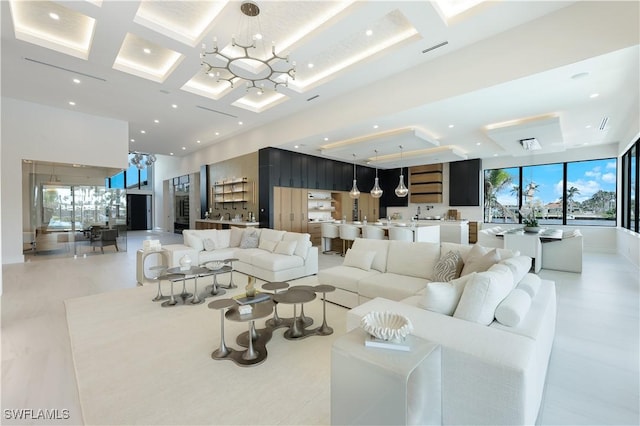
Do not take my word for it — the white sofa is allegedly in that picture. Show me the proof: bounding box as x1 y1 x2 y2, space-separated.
163 228 318 282
321 238 556 425
541 229 583 272
477 225 505 248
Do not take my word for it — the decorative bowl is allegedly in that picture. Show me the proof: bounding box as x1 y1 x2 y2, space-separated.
205 261 224 271
360 311 413 342
524 226 541 233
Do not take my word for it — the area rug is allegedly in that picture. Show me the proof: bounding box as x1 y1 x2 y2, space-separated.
65 274 348 425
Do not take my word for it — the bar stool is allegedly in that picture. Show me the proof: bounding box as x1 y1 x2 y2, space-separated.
388 227 414 242
362 225 385 240
321 223 340 254
339 224 359 256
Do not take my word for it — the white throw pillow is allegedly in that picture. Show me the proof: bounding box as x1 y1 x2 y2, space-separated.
418 273 474 315
203 238 215 251
433 250 464 282
499 256 532 284
229 227 244 247
274 240 297 256
454 266 514 325
258 239 278 253
517 274 542 298
260 228 286 243
495 289 532 326
343 249 376 271
460 245 500 276
240 229 260 249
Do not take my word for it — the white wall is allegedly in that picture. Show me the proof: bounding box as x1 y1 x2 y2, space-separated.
1 97 129 265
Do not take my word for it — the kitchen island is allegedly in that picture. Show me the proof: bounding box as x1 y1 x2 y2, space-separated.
195 219 260 230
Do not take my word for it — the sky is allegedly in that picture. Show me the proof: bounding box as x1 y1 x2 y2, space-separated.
495 158 617 206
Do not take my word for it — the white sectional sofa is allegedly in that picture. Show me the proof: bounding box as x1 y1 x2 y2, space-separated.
163 228 318 282
321 238 556 425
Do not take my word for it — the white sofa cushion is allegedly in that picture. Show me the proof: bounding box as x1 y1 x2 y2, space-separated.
441 242 473 261
230 227 244 247
258 239 278 252
433 250 464 282
183 230 204 251
198 247 237 264
495 289 532 327
500 255 532 283
274 240 297 256
252 253 304 271
454 265 514 325
517 273 542 298
203 238 215 251
240 228 260 249
351 238 389 272
318 266 380 293
343 249 376 271
260 228 285 243
386 241 440 280
358 272 428 302
460 245 500 276
235 247 267 264
282 232 311 259
418 273 475 315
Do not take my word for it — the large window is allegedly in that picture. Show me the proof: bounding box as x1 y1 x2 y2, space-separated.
622 139 639 233
485 157 617 226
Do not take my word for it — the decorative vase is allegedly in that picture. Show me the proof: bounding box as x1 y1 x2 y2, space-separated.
179 254 192 271
245 276 256 298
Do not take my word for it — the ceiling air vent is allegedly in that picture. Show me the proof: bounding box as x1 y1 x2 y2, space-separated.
599 116 609 131
196 105 237 118
422 41 448 54
24 57 106 81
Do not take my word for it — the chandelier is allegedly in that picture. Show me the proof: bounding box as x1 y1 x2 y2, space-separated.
395 145 409 197
129 152 156 170
349 154 360 199
370 150 383 198
200 1 296 94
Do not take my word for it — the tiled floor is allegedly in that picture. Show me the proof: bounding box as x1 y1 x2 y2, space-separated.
1 231 638 425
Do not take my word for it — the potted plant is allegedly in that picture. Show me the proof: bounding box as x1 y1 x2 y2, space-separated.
520 206 540 233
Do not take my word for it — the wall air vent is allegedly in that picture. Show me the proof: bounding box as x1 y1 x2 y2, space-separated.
196 105 237 118
599 116 609 131
422 41 448 54
24 57 106 81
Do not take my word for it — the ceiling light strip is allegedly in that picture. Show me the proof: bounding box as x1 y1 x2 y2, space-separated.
23 57 106 81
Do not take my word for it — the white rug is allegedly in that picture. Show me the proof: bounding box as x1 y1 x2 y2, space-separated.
65 274 348 425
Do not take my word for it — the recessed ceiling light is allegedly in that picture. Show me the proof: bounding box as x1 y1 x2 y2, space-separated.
196 140 201 144
365 29 373 36
170 152 174 156
68 101 76 106
475 142 481 146
586 125 592 129
324 137 329 141
171 104 178 108
215 132 220 136
308 63 314 69
373 125 379 129
448 124 454 128
589 93 599 98
238 121 243 125
294 145 299 149
130 138 135 142
493 153 498 157
182 146 186 150
72 78 81 84
140 130 146 134
154 119 159 123
49 12 60 20
143 48 151 54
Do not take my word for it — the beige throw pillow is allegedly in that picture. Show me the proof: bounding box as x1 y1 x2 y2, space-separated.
461 245 500 276
433 250 464 282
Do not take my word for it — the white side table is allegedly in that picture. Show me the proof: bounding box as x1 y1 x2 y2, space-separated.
136 249 169 284
331 328 441 425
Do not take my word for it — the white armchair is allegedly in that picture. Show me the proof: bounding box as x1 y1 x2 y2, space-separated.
541 229 583 273
477 226 505 248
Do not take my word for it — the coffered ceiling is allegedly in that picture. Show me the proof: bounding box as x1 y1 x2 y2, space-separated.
2 1 638 169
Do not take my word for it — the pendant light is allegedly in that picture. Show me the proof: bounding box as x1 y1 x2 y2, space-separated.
395 145 409 197
349 153 360 199
370 149 383 198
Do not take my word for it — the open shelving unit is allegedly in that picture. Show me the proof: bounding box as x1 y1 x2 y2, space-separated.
212 177 248 209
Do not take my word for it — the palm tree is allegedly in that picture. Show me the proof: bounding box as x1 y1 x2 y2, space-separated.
566 186 580 215
484 169 513 222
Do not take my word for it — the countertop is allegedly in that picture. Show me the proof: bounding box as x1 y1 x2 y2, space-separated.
196 219 260 226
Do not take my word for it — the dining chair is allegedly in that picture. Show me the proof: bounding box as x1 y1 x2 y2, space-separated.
338 224 360 256
388 227 413 242
362 225 385 240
